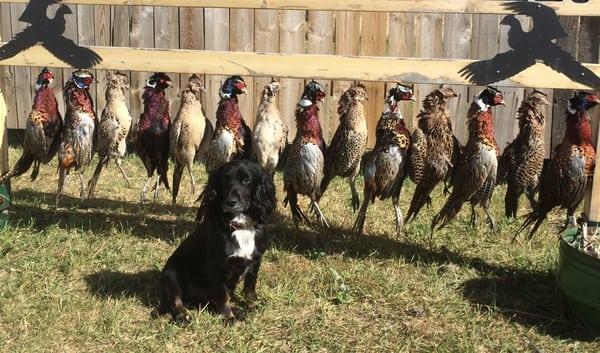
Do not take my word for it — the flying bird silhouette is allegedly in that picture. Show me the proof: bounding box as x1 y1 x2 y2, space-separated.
0 0 102 68
459 1 600 89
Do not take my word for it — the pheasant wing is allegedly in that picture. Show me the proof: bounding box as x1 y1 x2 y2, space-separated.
407 127 427 184
0 27 39 60
459 50 534 85
42 36 102 68
540 44 600 90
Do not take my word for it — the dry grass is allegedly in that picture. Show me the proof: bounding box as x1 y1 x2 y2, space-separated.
0 146 599 352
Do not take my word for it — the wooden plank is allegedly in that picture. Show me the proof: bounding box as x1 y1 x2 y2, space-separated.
77 4 97 108
0 3 17 130
442 13 472 145
94 4 111 114
388 12 416 129
332 11 360 143
204 8 230 126
111 5 131 110
359 12 387 148
279 10 306 138
129 5 154 127
551 17 580 152
412 12 444 129
0 4 8 173
0 0 596 16
10 3 32 129
3 45 600 90
154 6 180 117
230 9 255 126
179 7 204 111
307 10 334 142
254 9 279 131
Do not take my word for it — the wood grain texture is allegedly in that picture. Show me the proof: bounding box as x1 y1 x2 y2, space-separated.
360 12 388 147
230 9 255 126
204 8 230 126
94 4 111 114
307 10 334 142
179 7 204 112
0 3 17 130
111 5 131 110
253 9 279 132
10 3 32 129
388 12 416 129
154 6 180 116
0 0 595 16
278 10 306 138
129 5 154 126
3 45 600 90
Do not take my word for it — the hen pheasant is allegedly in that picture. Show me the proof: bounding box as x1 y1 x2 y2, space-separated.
406 87 460 223
320 83 368 212
497 90 550 218
353 83 415 235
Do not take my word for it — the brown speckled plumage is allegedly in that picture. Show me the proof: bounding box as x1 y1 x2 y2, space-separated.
431 87 505 233
87 72 133 198
321 83 368 211
406 87 459 223
353 83 414 235
497 90 549 218
283 81 329 227
170 74 213 204
517 91 599 240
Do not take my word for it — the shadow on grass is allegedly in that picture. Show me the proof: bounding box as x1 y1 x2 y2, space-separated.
10 189 195 242
84 269 161 308
462 273 599 341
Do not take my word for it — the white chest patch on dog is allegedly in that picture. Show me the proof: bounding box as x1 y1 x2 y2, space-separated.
225 215 257 260
227 229 257 260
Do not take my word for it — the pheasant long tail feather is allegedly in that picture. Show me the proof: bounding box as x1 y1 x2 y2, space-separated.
406 181 436 223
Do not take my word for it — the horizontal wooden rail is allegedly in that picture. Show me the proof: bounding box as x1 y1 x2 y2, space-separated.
1 44 599 89
0 0 598 16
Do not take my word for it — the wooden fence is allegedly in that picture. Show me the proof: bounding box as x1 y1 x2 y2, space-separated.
0 1 598 154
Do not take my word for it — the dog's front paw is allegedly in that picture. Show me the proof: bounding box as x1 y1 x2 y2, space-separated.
244 292 258 309
174 311 193 326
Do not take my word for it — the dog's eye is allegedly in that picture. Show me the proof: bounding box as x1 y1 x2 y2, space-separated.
242 177 252 185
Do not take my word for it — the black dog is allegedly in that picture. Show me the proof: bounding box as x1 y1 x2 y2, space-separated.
158 160 276 324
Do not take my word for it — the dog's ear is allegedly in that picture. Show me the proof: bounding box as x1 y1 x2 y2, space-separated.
196 169 221 223
251 165 276 222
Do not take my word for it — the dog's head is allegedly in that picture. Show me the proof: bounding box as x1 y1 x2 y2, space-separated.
197 160 276 228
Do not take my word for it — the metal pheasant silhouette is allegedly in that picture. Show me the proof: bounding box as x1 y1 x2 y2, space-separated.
459 1 600 89
0 0 102 68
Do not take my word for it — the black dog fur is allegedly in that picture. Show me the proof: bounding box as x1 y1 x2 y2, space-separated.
158 160 276 324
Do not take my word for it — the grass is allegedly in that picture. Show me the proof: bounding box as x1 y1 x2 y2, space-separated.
0 146 598 352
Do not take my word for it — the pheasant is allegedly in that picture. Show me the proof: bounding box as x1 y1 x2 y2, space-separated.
497 90 550 218
252 80 288 176
170 74 212 204
431 87 505 233
516 91 600 240
56 70 97 205
353 83 415 235
320 83 368 212
87 72 132 198
283 81 328 227
137 72 172 203
0 68 62 184
205 76 251 174
405 87 460 223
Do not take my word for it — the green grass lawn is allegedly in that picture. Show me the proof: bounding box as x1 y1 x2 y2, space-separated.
0 147 598 352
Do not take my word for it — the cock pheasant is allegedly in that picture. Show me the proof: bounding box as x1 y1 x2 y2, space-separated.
137 72 172 203
252 80 288 176
320 83 368 212
405 87 460 223
353 83 415 235
205 76 251 174
56 70 97 205
283 81 329 227
431 87 505 233
0 68 62 184
170 74 212 204
516 91 600 240
497 90 550 218
87 72 132 198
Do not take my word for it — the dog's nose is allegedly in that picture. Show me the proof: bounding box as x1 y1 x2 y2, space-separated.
225 199 240 209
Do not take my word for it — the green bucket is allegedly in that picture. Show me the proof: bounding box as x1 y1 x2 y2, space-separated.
557 228 600 329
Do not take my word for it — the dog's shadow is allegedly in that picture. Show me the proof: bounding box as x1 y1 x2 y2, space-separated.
84 269 161 308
